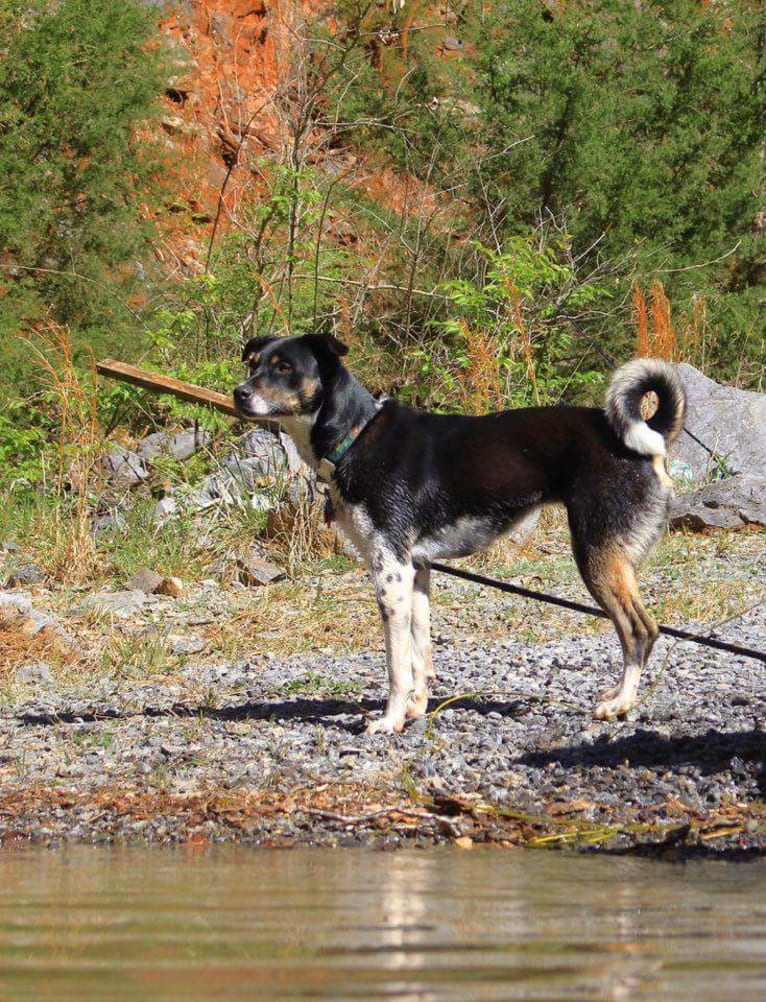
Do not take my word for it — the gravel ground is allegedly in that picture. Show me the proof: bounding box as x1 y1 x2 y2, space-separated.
1 591 764 854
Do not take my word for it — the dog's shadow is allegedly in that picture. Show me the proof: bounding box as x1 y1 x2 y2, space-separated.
18 693 531 729
18 698 765 798
517 726 766 798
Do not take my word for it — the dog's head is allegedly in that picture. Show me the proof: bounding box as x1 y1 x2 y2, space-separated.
232 333 348 419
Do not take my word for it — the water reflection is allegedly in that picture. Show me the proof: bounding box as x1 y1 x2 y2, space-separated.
0 847 763 1001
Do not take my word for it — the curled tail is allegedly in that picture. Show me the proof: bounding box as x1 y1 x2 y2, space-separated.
605 358 686 457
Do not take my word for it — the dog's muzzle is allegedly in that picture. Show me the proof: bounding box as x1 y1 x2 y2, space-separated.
233 383 252 414
233 383 271 418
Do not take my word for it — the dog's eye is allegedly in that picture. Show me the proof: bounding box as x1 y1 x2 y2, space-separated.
275 361 292 375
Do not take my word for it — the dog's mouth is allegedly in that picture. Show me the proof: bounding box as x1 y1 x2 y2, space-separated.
233 389 271 418
233 389 303 420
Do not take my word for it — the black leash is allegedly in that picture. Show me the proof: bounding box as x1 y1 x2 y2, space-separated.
431 562 766 665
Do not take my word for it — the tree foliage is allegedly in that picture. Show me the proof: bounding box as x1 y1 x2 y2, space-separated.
0 0 168 375
468 0 766 364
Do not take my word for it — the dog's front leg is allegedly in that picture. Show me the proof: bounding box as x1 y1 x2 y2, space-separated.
367 554 415 735
406 564 432 720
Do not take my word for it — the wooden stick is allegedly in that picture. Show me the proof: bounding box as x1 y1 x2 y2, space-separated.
96 358 275 427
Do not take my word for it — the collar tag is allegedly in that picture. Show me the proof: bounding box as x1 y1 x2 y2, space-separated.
317 399 385 482
316 457 336 483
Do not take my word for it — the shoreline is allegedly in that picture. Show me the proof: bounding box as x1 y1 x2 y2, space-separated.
2 603 764 856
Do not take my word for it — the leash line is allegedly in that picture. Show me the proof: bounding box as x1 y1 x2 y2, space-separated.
430 562 766 664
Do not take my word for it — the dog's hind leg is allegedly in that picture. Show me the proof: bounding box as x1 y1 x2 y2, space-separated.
407 565 432 720
575 544 659 720
366 551 416 735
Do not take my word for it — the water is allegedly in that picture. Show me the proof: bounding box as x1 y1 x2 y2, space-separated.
0 846 763 1001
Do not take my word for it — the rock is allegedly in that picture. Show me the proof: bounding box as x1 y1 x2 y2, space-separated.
219 456 274 492
80 590 148 618
91 510 127 539
6 563 45 588
228 428 288 479
136 428 211 463
102 445 147 487
0 591 58 635
152 496 179 526
286 475 315 508
670 474 766 531
195 473 245 507
157 576 184 598
14 661 54 687
127 568 165 594
672 363 766 481
151 427 308 523
279 431 308 475
236 555 286 586
168 635 205 656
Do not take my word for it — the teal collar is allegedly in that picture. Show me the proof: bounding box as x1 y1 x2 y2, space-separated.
316 402 384 482
326 426 363 465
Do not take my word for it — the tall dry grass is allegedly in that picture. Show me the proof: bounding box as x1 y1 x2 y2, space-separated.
460 320 503 415
23 321 102 583
633 280 715 368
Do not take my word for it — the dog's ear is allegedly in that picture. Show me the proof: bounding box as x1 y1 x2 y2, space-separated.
241 336 278 363
301 333 349 372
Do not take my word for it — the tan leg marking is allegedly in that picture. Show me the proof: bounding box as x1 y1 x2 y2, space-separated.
581 546 659 720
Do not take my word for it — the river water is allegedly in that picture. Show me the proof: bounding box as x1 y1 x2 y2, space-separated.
0 846 763 1000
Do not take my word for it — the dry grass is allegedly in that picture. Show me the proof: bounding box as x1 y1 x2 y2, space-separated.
632 279 679 361
262 491 341 574
203 571 382 663
0 622 80 692
633 279 718 370
23 321 103 584
461 320 502 415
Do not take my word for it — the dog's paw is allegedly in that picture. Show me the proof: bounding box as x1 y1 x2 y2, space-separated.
405 690 429 720
593 694 634 720
597 684 621 703
366 715 405 735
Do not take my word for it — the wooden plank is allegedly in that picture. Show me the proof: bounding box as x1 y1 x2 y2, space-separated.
96 359 275 427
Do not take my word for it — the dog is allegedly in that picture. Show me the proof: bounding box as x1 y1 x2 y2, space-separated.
233 333 686 735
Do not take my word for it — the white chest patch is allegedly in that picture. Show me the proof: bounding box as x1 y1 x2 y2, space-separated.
279 414 318 467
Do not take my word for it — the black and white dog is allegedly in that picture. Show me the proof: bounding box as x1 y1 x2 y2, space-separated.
233 333 686 734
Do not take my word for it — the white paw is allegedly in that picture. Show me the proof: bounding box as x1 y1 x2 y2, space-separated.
405 690 429 720
366 715 405 735
593 694 635 720
598 684 620 703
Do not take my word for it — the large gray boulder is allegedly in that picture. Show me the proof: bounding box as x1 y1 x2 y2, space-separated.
672 363 766 481
223 427 305 483
150 427 310 525
195 428 308 509
670 474 766 531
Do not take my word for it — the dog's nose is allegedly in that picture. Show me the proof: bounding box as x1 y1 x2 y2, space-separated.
233 384 249 409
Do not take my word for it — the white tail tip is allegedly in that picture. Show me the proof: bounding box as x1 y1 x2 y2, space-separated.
623 422 667 457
